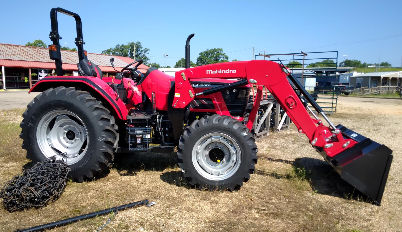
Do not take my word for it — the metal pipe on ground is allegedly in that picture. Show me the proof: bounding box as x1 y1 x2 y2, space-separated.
16 199 149 232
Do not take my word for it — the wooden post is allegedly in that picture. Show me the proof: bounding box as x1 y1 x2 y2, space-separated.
29 68 32 89
1 66 5 90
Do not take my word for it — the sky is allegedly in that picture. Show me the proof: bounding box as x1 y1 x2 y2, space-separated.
1 0 401 67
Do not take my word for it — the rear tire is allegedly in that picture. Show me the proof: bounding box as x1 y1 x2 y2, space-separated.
20 87 118 182
178 115 257 190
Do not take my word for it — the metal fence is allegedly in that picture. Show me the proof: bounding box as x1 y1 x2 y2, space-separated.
351 86 400 95
312 93 338 115
311 86 338 115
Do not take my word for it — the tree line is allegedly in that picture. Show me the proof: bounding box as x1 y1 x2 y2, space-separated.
27 39 392 69
100 43 230 68
25 39 231 68
26 39 77 51
286 59 391 68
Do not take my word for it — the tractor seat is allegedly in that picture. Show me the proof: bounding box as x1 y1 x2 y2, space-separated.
137 67 157 85
77 58 103 78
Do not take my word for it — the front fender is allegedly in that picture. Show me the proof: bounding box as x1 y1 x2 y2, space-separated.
30 76 128 120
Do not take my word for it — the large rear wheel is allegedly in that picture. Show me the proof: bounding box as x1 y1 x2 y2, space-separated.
20 87 118 182
178 115 257 190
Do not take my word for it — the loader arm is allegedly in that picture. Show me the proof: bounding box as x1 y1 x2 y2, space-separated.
173 60 393 205
173 60 349 152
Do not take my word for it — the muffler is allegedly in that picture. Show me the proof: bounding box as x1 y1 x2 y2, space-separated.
321 125 393 205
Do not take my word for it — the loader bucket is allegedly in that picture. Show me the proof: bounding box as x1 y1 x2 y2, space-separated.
322 125 393 205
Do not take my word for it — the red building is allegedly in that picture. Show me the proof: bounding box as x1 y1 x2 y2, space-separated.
0 43 146 89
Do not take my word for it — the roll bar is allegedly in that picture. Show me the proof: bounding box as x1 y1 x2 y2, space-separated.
49 8 86 76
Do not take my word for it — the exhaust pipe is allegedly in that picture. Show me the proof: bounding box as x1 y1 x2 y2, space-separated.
185 34 194 68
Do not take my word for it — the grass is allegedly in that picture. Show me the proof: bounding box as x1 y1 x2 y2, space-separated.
352 67 402 73
0 106 400 231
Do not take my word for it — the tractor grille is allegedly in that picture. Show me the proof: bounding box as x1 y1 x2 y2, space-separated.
221 88 250 117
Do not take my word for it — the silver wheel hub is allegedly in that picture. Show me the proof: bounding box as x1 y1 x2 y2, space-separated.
192 132 241 181
36 110 88 165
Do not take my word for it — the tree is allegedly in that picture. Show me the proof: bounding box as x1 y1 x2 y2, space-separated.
148 63 161 68
102 42 150 64
286 60 302 68
339 59 363 68
60 46 77 51
25 39 47 48
196 48 229 66
174 58 195 68
308 59 336 68
380 62 391 67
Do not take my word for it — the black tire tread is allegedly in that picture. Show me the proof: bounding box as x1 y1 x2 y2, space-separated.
20 87 118 182
177 114 257 190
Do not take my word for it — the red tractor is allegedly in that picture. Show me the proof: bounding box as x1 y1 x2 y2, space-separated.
20 8 392 205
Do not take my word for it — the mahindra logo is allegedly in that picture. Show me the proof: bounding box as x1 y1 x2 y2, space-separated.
206 69 237 74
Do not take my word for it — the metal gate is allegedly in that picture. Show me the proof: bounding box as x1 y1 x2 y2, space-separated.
312 87 338 115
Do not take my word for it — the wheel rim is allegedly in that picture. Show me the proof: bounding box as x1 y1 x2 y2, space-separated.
36 110 88 165
192 132 241 181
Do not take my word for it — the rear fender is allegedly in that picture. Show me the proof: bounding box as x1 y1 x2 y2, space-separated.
29 76 128 120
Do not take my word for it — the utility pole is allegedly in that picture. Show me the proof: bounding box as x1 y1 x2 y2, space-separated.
379 55 381 70
253 47 254 60
163 54 168 67
133 44 136 60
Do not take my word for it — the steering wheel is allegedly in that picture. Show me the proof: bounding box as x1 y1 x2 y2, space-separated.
118 60 144 83
121 60 143 73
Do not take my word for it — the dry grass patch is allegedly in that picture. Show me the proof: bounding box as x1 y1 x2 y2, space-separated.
0 96 401 231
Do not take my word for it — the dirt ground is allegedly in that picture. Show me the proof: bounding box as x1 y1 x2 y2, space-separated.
0 91 40 110
0 95 401 231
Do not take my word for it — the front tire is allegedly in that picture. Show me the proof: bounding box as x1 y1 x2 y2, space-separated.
178 115 257 190
20 87 118 182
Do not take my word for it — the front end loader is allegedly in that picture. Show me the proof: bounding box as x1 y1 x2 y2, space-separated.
21 8 392 205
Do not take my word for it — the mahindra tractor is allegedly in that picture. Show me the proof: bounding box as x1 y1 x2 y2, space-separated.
20 8 393 205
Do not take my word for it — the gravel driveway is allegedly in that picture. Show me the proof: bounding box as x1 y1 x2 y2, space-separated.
0 91 40 110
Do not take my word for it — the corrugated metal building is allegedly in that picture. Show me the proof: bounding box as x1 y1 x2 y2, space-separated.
350 72 402 88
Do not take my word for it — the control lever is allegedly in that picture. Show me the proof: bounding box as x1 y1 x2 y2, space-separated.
110 57 118 72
